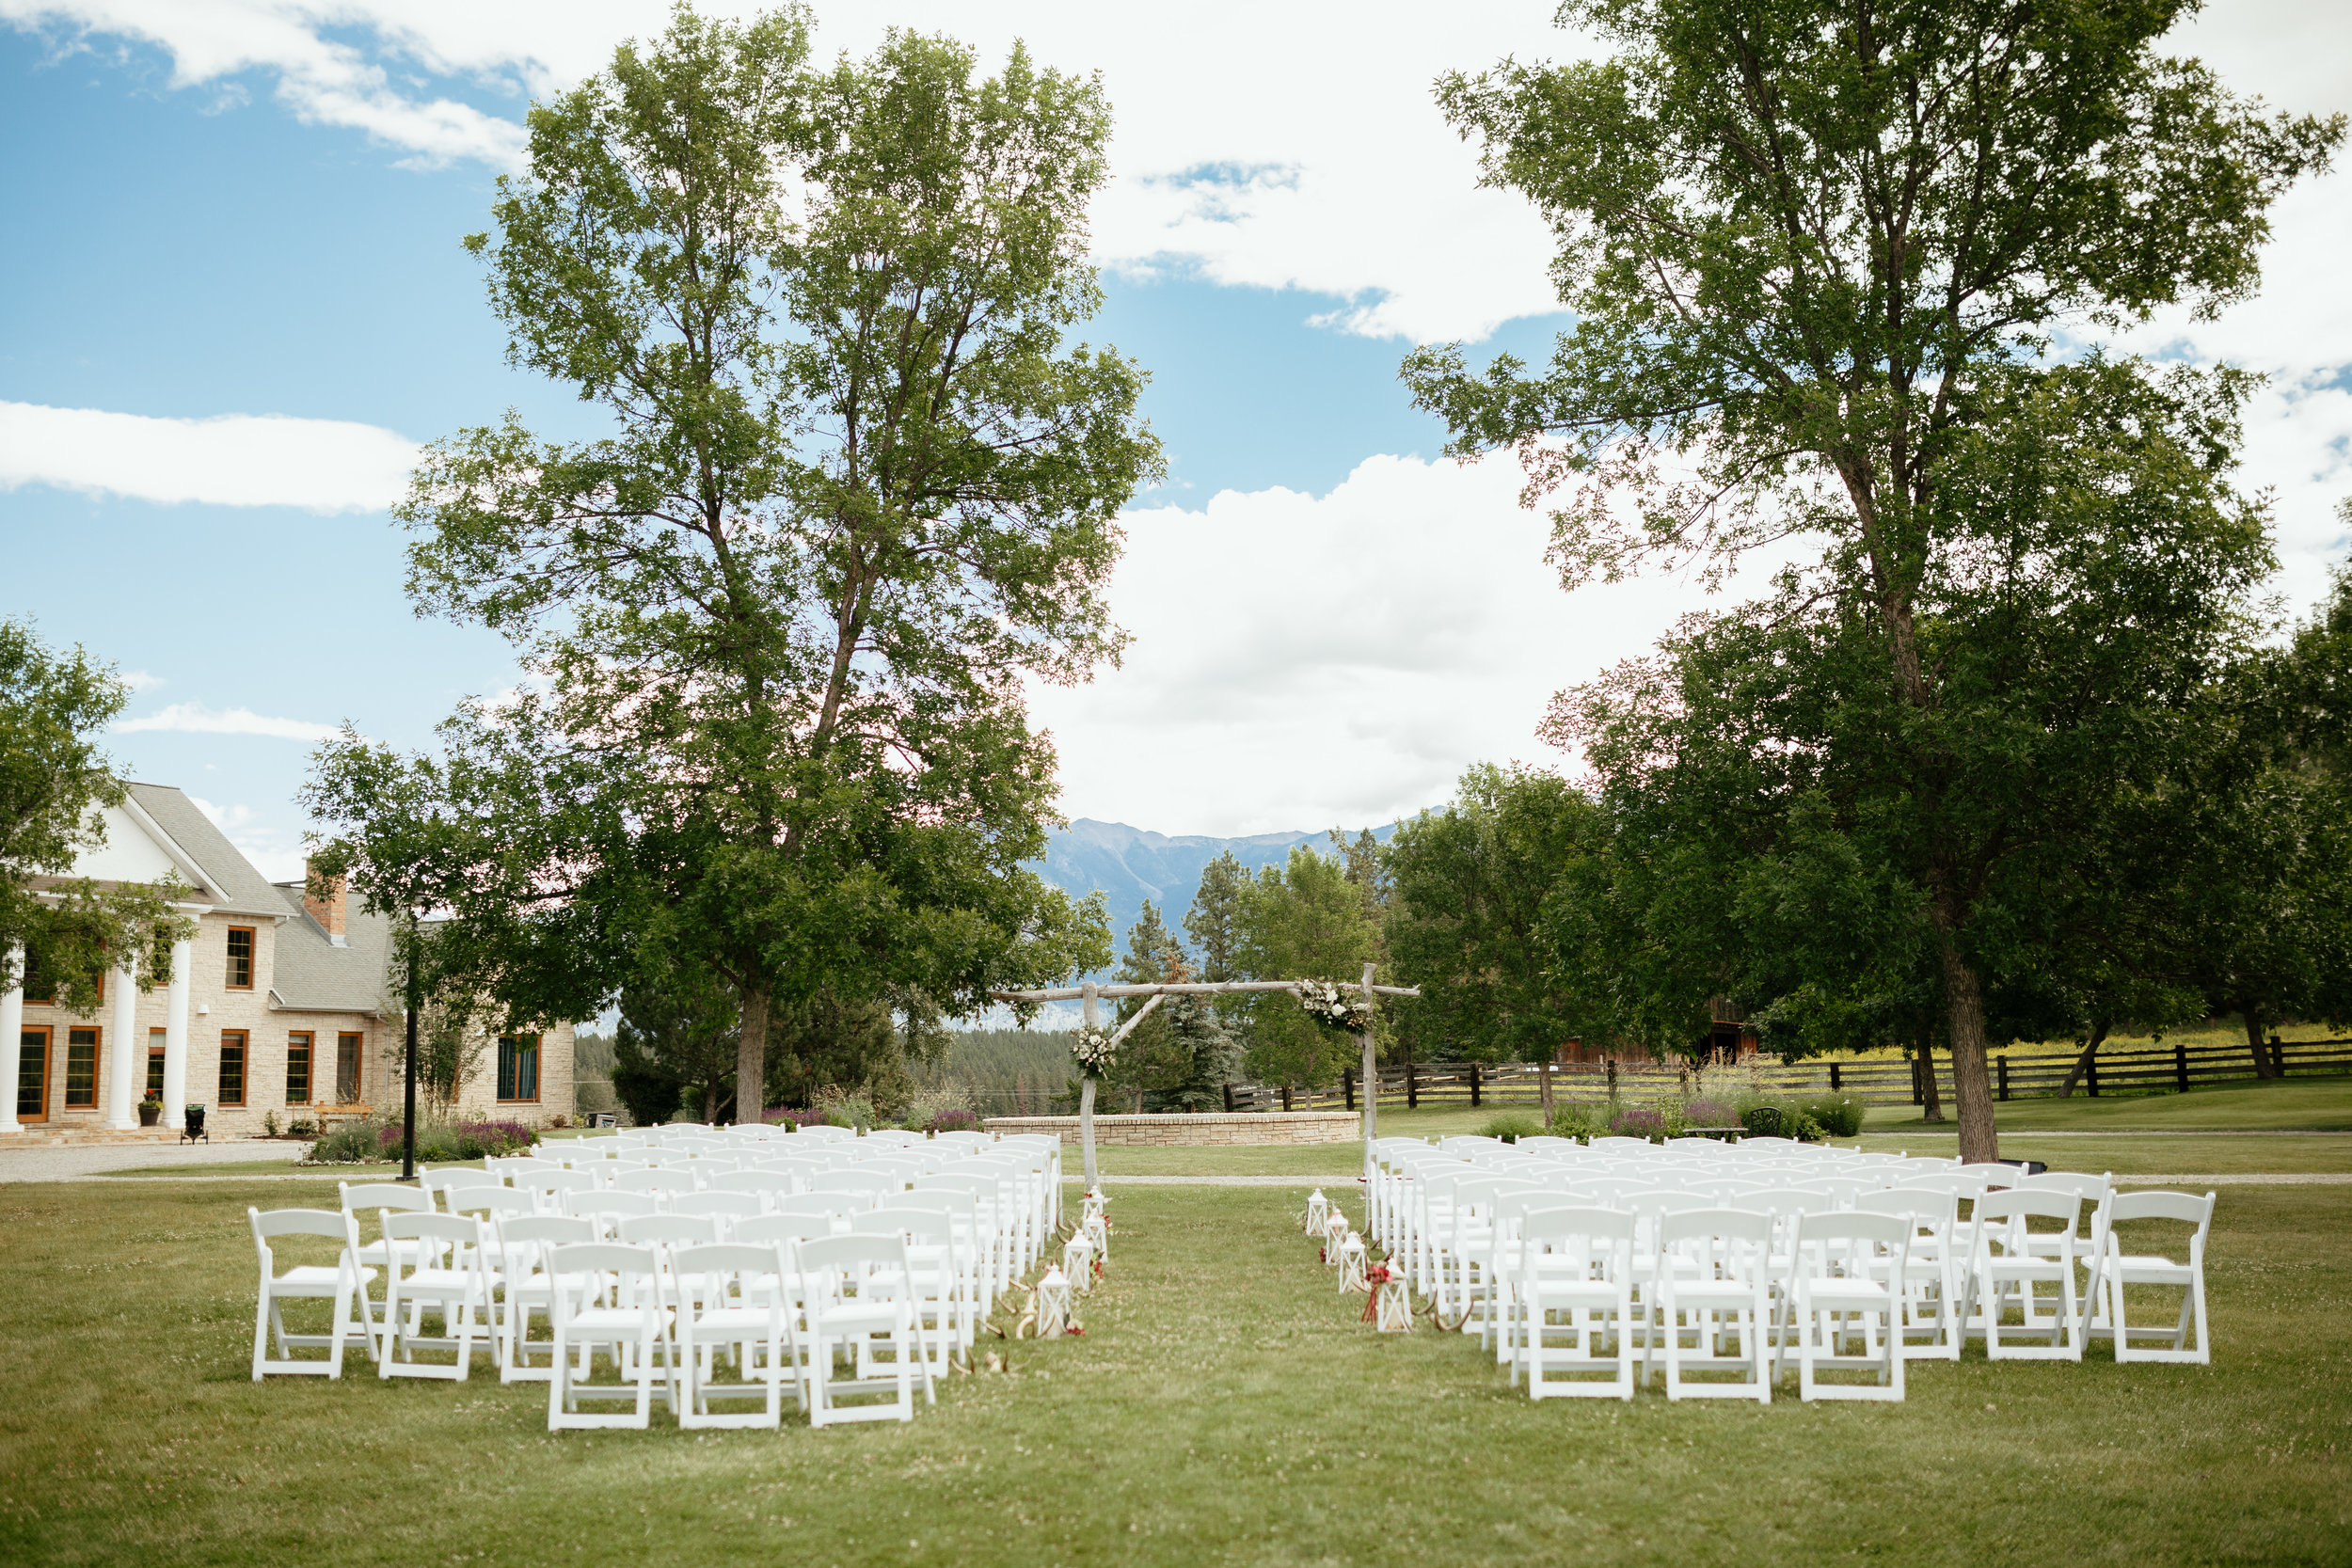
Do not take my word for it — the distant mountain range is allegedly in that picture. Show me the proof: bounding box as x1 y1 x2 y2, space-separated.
1035 816 1401 959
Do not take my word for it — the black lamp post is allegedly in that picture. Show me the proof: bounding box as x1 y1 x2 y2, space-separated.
401 920 420 1182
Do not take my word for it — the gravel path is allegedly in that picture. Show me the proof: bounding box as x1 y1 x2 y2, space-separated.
0 1139 310 1184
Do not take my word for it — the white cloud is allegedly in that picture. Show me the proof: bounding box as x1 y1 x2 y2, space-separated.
0 401 416 511
121 670 165 691
117 703 342 742
1030 453 1789 836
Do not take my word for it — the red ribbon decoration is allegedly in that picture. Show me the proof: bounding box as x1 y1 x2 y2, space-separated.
1360 1262 1394 1323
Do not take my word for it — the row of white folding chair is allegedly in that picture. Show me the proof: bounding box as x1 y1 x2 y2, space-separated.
1504 1206 1914 1402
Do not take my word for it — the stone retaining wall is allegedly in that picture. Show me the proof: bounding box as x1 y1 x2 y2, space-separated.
982 1112 1359 1147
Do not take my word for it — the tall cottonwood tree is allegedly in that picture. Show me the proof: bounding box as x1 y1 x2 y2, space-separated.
308 8 1140 1080
1406 0 2339 1159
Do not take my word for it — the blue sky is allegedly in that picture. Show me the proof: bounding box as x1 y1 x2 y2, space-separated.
2 2 2346 880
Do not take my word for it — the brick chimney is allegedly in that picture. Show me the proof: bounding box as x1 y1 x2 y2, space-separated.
304 859 348 946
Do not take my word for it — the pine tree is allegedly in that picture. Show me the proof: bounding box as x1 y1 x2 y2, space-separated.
1107 901 1187 1110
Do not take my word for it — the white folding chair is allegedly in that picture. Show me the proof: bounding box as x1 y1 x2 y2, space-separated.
339 1180 435 1336
797 1234 924 1426
2092 1190 2216 1364
857 1207 964 1380
492 1214 596 1383
673 1243 793 1429
564 1189 660 1238
1516 1208 1639 1400
376 1212 497 1380
1856 1186 1964 1360
546 1243 676 1430
421 1166 504 1210
248 1207 373 1379
1656 1209 1775 1402
1965 1189 2085 1360
672 1191 764 1237
1788 1212 1909 1402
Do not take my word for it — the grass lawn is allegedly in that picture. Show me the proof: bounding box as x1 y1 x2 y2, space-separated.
2 1174 2347 1566
1867 1075 2352 1132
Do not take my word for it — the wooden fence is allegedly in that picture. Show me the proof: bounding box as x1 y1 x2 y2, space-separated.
1210 1037 2352 1113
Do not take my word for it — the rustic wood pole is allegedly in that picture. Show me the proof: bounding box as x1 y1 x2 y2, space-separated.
1359 960 1378 1152
1080 981 1100 1188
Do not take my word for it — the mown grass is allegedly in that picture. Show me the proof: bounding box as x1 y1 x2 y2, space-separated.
1867 1076 2352 1133
1 1175 2347 1567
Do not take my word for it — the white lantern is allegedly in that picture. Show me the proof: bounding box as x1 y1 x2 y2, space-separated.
1303 1189 1330 1236
1062 1233 1097 1294
1081 1210 1110 1265
1337 1232 1369 1294
1372 1259 1413 1333
1036 1265 1073 1338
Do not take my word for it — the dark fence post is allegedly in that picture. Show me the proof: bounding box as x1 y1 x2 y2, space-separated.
1997 1054 2010 1101
1280 1083 1294 1113
2175 1041 2190 1095
1829 1062 1842 1093
1912 1054 1926 1106
2272 1035 2287 1077
1343 1068 1356 1111
1469 1062 1483 1108
1406 1062 1418 1109
1222 1082 1235 1113
2086 1052 2100 1098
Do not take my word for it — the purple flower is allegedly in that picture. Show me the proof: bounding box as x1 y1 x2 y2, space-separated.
1610 1108 1667 1140
931 1109 977 1133
1682 1099 1734 1128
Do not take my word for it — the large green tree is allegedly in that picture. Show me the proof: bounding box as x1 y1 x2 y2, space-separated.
1386 765 1606 1075
1406 0 2339 1158
307 8 1137 1083
0 621 189 1010
1233 847 1384 1091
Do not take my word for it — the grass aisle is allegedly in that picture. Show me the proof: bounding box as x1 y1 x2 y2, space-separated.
2 1176 2349 1565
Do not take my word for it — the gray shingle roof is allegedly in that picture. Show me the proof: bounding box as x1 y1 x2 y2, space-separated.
123 783 295 917
268 886 393 1015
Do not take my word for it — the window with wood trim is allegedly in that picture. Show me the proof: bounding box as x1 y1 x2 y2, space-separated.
285 1032 312 1104
497 1034 540 1102
16 1027 51 1121
148 1029 167 1099
218 1031 247 1106
224 927 256 990
65 1027 99 1108
335 1032 363 1104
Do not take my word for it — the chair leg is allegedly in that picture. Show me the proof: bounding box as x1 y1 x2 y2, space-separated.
251 1286 273 1381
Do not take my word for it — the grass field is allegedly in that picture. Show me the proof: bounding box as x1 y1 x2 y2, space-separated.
1866 1076 2352 1132
4 1146 2349 1566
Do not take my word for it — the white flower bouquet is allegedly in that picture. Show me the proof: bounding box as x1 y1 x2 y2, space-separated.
1072 1026 1118 1074
1297 978 1372 1033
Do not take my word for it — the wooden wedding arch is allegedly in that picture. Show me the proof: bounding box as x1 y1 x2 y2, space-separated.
989 964 1422 1184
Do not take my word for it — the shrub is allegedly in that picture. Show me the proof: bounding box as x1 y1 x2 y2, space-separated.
1680 1098 1736 1129
930 1108 979 1134
263 1111 281 1137
453 1119 538 1159
763 1107 822 1130
1548 1101 1603 1141
307 1122 381 1164
1609 1107 1667 1141
1480 1112 1543 1144
287 1117 317 1138
1805 1095 1866 1138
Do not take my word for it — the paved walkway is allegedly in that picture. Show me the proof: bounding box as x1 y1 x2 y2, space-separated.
0 1139 309 1184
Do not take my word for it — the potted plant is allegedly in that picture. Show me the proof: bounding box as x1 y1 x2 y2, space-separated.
137 1093 162 1127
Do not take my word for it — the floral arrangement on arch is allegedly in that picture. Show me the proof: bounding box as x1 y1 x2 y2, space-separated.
1072 1026 1118 1075
1296 978 1373 1033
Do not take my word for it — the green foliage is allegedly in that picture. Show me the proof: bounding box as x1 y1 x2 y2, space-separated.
0 620 194 1011
302 6 1138 1102
1406 0 2343 1158
1233 847 1383 1089
1479 1112 1542 1144
1804 1096 1866 1139
612 960 739 1125
911 1028 1073 1113
1385 764 1604 1065
1547 1101 1604 1141
307 1121 380 1164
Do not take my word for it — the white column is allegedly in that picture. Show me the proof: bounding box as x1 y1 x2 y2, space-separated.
0 943 23 1133
106 957 139 1130
162 936 192 1130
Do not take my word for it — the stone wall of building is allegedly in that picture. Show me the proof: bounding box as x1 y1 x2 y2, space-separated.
981 1111 1359 1146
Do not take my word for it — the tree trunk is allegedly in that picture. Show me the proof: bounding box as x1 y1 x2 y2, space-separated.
1359 960 1378 1151
1920 1045 1945 1123
736 979 770 1128
1933 942 2000 1164
2243 1006 2279 1080
2056 1018 2112 1099
1080 981 1100 1185
1539 1055 1555 1122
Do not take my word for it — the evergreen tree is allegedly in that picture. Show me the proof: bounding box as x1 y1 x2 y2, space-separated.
1107 901 1187 1110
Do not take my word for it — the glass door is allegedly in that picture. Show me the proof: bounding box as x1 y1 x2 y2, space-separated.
17 1026 51 1122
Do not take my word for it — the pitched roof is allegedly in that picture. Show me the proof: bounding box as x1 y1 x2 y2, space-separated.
121 783 296 917
268 885 393 1015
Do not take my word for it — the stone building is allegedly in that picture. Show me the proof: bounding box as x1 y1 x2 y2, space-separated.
0 783 576 1136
